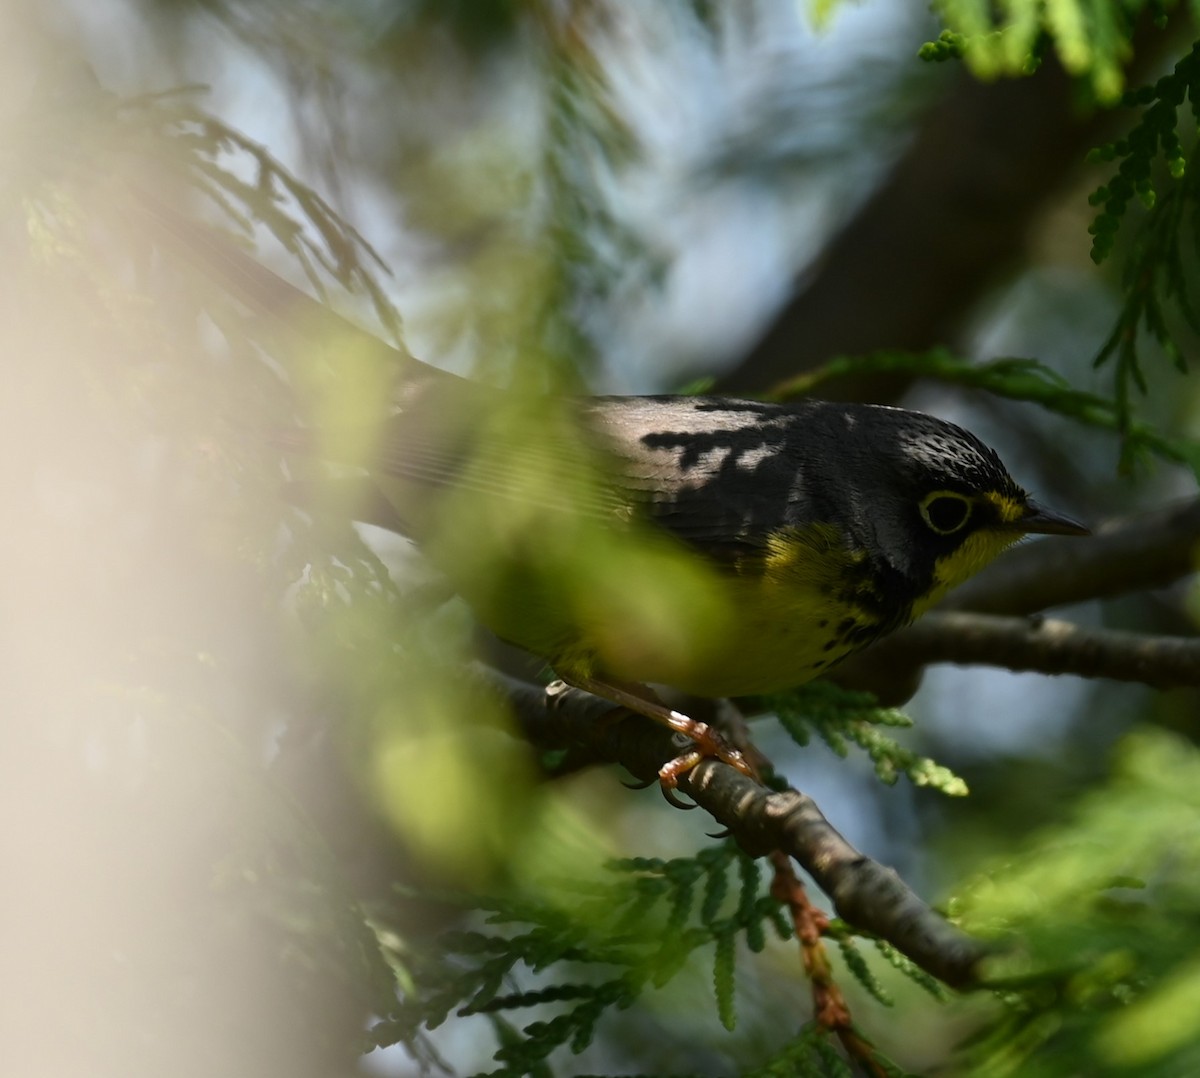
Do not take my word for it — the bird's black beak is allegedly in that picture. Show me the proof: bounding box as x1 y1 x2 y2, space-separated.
1018 499 1091 536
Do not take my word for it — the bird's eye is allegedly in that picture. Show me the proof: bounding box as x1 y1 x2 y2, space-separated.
920 492 973 535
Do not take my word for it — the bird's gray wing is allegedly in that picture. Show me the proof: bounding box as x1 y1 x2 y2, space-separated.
584 395 826 563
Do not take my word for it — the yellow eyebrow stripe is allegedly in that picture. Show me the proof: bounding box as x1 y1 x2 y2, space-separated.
983 491 1026 525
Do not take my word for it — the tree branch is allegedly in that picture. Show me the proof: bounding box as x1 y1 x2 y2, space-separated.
477 666 989 989
866 611 1200 688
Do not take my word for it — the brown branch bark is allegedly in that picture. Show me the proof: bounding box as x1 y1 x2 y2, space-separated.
867 611 1200 688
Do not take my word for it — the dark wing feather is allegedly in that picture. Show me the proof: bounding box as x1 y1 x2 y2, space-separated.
583 395 833 562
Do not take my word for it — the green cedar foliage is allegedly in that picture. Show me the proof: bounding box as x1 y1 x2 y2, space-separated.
952 729 1200 1077
1089 43 1200 435
366 845 929 1076
923 0 1168 101
777 349 1200 478
772 682 970 797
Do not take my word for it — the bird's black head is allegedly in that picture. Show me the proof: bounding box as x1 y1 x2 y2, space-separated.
829 404 1087 612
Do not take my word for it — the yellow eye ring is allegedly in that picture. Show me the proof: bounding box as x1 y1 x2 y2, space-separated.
919 491 974 535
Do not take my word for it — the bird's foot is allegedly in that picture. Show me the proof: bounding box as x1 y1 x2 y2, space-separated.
562 675 760 798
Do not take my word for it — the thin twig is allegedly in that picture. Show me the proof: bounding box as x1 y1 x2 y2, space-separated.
768 851 888 1077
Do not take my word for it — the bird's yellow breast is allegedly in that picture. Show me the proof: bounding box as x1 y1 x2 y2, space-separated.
559 524 892 699
571 518 1023 699
673 527 885 697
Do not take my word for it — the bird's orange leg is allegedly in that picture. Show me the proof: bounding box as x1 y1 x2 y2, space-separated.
561 675 761 795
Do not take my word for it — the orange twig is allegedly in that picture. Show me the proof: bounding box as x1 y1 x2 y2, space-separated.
769 850 888 1078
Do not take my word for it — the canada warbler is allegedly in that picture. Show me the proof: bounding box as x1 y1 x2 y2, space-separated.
143 201 1090 788
334 382 1088 786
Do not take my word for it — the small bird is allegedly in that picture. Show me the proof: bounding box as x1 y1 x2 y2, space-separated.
345 384 1089 787
144 201 1089 790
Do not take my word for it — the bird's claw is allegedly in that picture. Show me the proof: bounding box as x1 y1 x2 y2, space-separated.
559 674 762 805
660 719 758 783
655 733 758 809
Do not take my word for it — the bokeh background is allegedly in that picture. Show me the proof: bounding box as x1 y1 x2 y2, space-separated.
3 1 1199 1075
